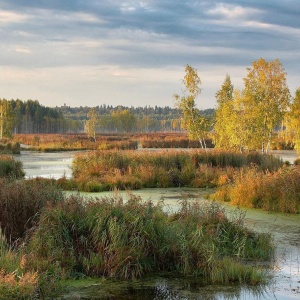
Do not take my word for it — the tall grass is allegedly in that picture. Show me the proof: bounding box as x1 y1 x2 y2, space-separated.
0 175 273 294
0 228 39 300
25 195 272 285
0 156 24 179
0 178 64 243
70 150 283 191
213 166 300 213
140 135 214 148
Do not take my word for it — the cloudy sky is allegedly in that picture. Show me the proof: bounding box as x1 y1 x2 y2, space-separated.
0 0 299 109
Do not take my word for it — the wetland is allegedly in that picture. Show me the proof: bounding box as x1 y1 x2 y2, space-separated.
10 150 300 299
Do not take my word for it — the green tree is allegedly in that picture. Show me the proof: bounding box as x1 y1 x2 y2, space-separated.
174 65 209 149
242 58 290 153
0 99 15 139
85 108 98 141
111 109 137 132
214 75 235 149
286 87 300 152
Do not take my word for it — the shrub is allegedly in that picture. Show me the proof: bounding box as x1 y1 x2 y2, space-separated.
0 156 24 179
0 142 21 154
294 157 300 165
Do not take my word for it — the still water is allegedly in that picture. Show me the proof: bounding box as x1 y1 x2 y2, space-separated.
14 150 78 179
13 150 300 299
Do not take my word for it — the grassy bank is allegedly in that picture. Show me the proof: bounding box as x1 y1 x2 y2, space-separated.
68 150 283 192
0 176 273 298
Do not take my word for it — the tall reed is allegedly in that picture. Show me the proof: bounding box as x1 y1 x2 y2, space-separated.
214 166 300 213
26 195 273 284
0 178 64 243
13 134 138 151
71 150 283 191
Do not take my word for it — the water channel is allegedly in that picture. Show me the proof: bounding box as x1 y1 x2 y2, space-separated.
13 150 300 299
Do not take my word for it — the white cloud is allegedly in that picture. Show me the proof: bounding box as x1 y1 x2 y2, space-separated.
207 3 261 20
120 1 151 13
206 3 300 37
14 46 31 54
32 8 106 25
0 9 29 24
63 39 103 49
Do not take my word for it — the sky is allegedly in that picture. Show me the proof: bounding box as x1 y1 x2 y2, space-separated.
0 0 299 109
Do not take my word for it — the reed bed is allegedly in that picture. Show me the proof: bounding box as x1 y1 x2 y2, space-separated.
213 166 300 213
0 174 273 296
0 156 24 179
25 195 271 284
140 136 214 148
13 134 138 151
70 150 283 192
0 178 64 243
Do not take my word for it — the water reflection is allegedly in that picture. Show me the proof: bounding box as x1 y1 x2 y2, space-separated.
14 150 79 179
63 277 271 300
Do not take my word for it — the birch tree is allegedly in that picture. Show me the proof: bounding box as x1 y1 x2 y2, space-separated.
85 108 98 141
0 99 14 139
174 65 209 149
243 58 290 153
286 87 300 151
214 75 234 149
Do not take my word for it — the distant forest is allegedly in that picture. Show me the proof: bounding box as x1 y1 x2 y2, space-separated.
0 99 214 136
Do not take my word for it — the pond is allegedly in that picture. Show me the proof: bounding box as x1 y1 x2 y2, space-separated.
13 150 300 299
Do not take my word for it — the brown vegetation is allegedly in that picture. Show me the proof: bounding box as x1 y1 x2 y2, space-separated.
69 150 282 192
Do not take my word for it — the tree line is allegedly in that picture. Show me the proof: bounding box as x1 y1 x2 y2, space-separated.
0 99 66 138
60 104 213 134
0 99 213 138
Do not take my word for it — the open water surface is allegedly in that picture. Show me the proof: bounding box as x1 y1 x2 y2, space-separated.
14 150 78 179
13 150 300 299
